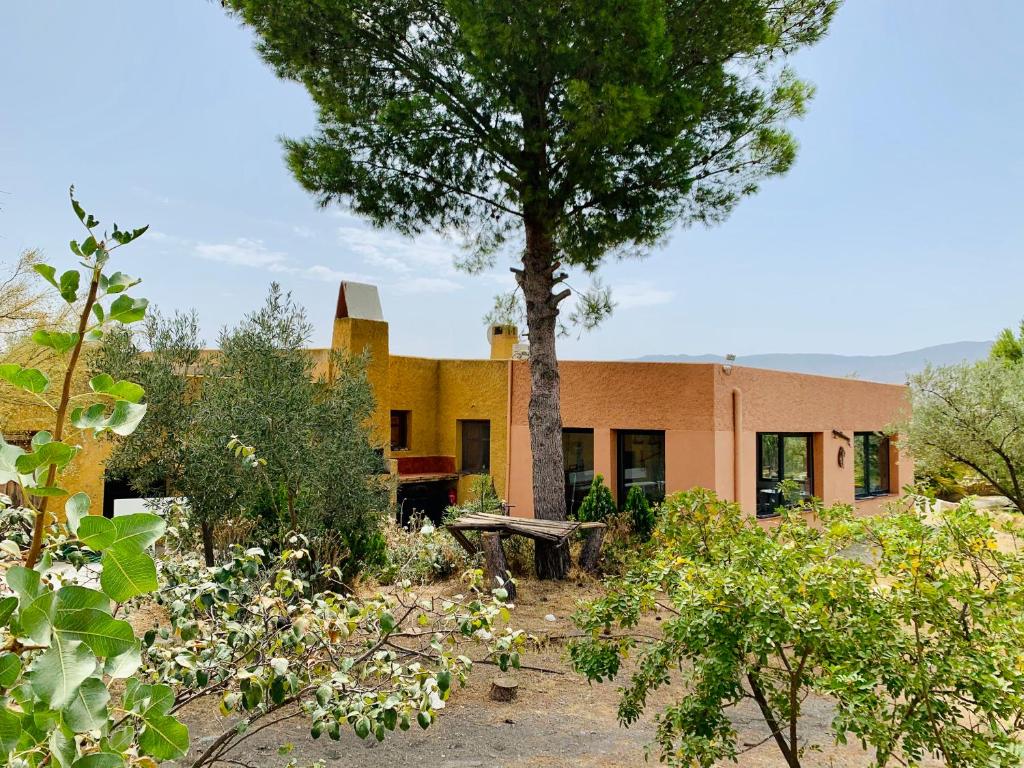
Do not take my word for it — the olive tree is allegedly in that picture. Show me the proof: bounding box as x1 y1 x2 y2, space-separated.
96 310 260 566
221 0 839 578
571 489 1024 768
905 361 1024 512
100 285 389 577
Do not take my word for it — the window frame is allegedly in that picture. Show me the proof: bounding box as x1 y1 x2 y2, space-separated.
854 431 891 498
459 419 491 474
390 410 411 451
616 429 667 506
563 427 595 517
756 432 815 517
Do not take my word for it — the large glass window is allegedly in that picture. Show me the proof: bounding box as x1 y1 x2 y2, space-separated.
854 432 890 497
757 433 814 516
390 410 410 451
617 430 666 505
459 420 490 474
563 428 594 516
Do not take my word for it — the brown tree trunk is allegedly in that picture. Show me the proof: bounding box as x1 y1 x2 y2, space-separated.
201 519 215 567
518 221 571 580
481 532 516 602
578 524 606 573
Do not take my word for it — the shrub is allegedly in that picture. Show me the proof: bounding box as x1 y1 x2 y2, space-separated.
623 485 655 540
372 516 471 585
571 488 1024 768
148 542 528 764
577 473 615 523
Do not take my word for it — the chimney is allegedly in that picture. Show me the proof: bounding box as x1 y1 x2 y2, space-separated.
487 323 519 360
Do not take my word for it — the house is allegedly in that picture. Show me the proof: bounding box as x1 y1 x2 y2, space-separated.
331 283 912 522
5 280 910 519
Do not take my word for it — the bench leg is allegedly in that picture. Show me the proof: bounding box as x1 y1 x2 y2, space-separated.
447 527 479 556
579 526 606 574
482 531 516 602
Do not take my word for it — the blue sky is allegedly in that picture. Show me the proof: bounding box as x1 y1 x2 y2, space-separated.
2 1 1022 359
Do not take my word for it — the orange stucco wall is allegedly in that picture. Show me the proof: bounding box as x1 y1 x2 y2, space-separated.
710 366 912 513
507 360 912 518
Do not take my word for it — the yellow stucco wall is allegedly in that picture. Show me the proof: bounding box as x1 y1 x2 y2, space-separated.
436 359 509 502
331 318 390 446
388 356 441 457
1 402 111 519
384 355 510 502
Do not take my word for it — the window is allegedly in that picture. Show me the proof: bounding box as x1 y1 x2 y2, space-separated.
460 420 490 474
563 428 594 516
617 430 666 505
757 433 814 516
854 432 890 497
390 410 410 451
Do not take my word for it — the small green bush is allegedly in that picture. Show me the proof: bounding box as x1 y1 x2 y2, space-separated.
624 485 655 540
577 473 616 523
372 516 472 585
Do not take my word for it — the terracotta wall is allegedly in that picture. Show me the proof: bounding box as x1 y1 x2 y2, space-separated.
507 360 911 518
508 361 719 516
710 366 912 512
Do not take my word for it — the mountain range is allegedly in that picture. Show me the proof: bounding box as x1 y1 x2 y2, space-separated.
635 341 993 384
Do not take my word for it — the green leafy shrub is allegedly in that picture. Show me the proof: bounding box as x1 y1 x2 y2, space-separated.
148 541 528 763
571 488 1024 768
371 516 472 585
576 473 615 523
623 485 655 540
0 189 190 766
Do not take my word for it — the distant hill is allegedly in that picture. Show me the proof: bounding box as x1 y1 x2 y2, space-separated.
635 341 993 384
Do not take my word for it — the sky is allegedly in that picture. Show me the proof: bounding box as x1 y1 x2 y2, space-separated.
2 1 1022 359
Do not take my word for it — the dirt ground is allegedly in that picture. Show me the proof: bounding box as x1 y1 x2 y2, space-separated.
177 577 933 768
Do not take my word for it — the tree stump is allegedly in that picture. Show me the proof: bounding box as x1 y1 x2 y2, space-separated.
481 531 516 602
578 523 606 574
489 676 518 702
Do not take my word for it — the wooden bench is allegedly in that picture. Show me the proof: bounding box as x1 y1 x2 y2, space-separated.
445 513 606 600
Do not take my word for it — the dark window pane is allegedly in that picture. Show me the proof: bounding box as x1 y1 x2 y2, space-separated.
869 434 889 494
760 434 780 480
618 431 665 504
390 410 410 451
855 433 890 496
460 420 490 474
563 429 595 516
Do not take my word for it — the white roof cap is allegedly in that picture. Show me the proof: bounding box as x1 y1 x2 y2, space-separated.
336 282 384 321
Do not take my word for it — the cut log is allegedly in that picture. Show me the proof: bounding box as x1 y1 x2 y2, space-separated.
489 676 518 702
578 523 606 574
481 531 516 602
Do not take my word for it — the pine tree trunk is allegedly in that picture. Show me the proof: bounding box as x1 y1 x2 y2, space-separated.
520 221 570 580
